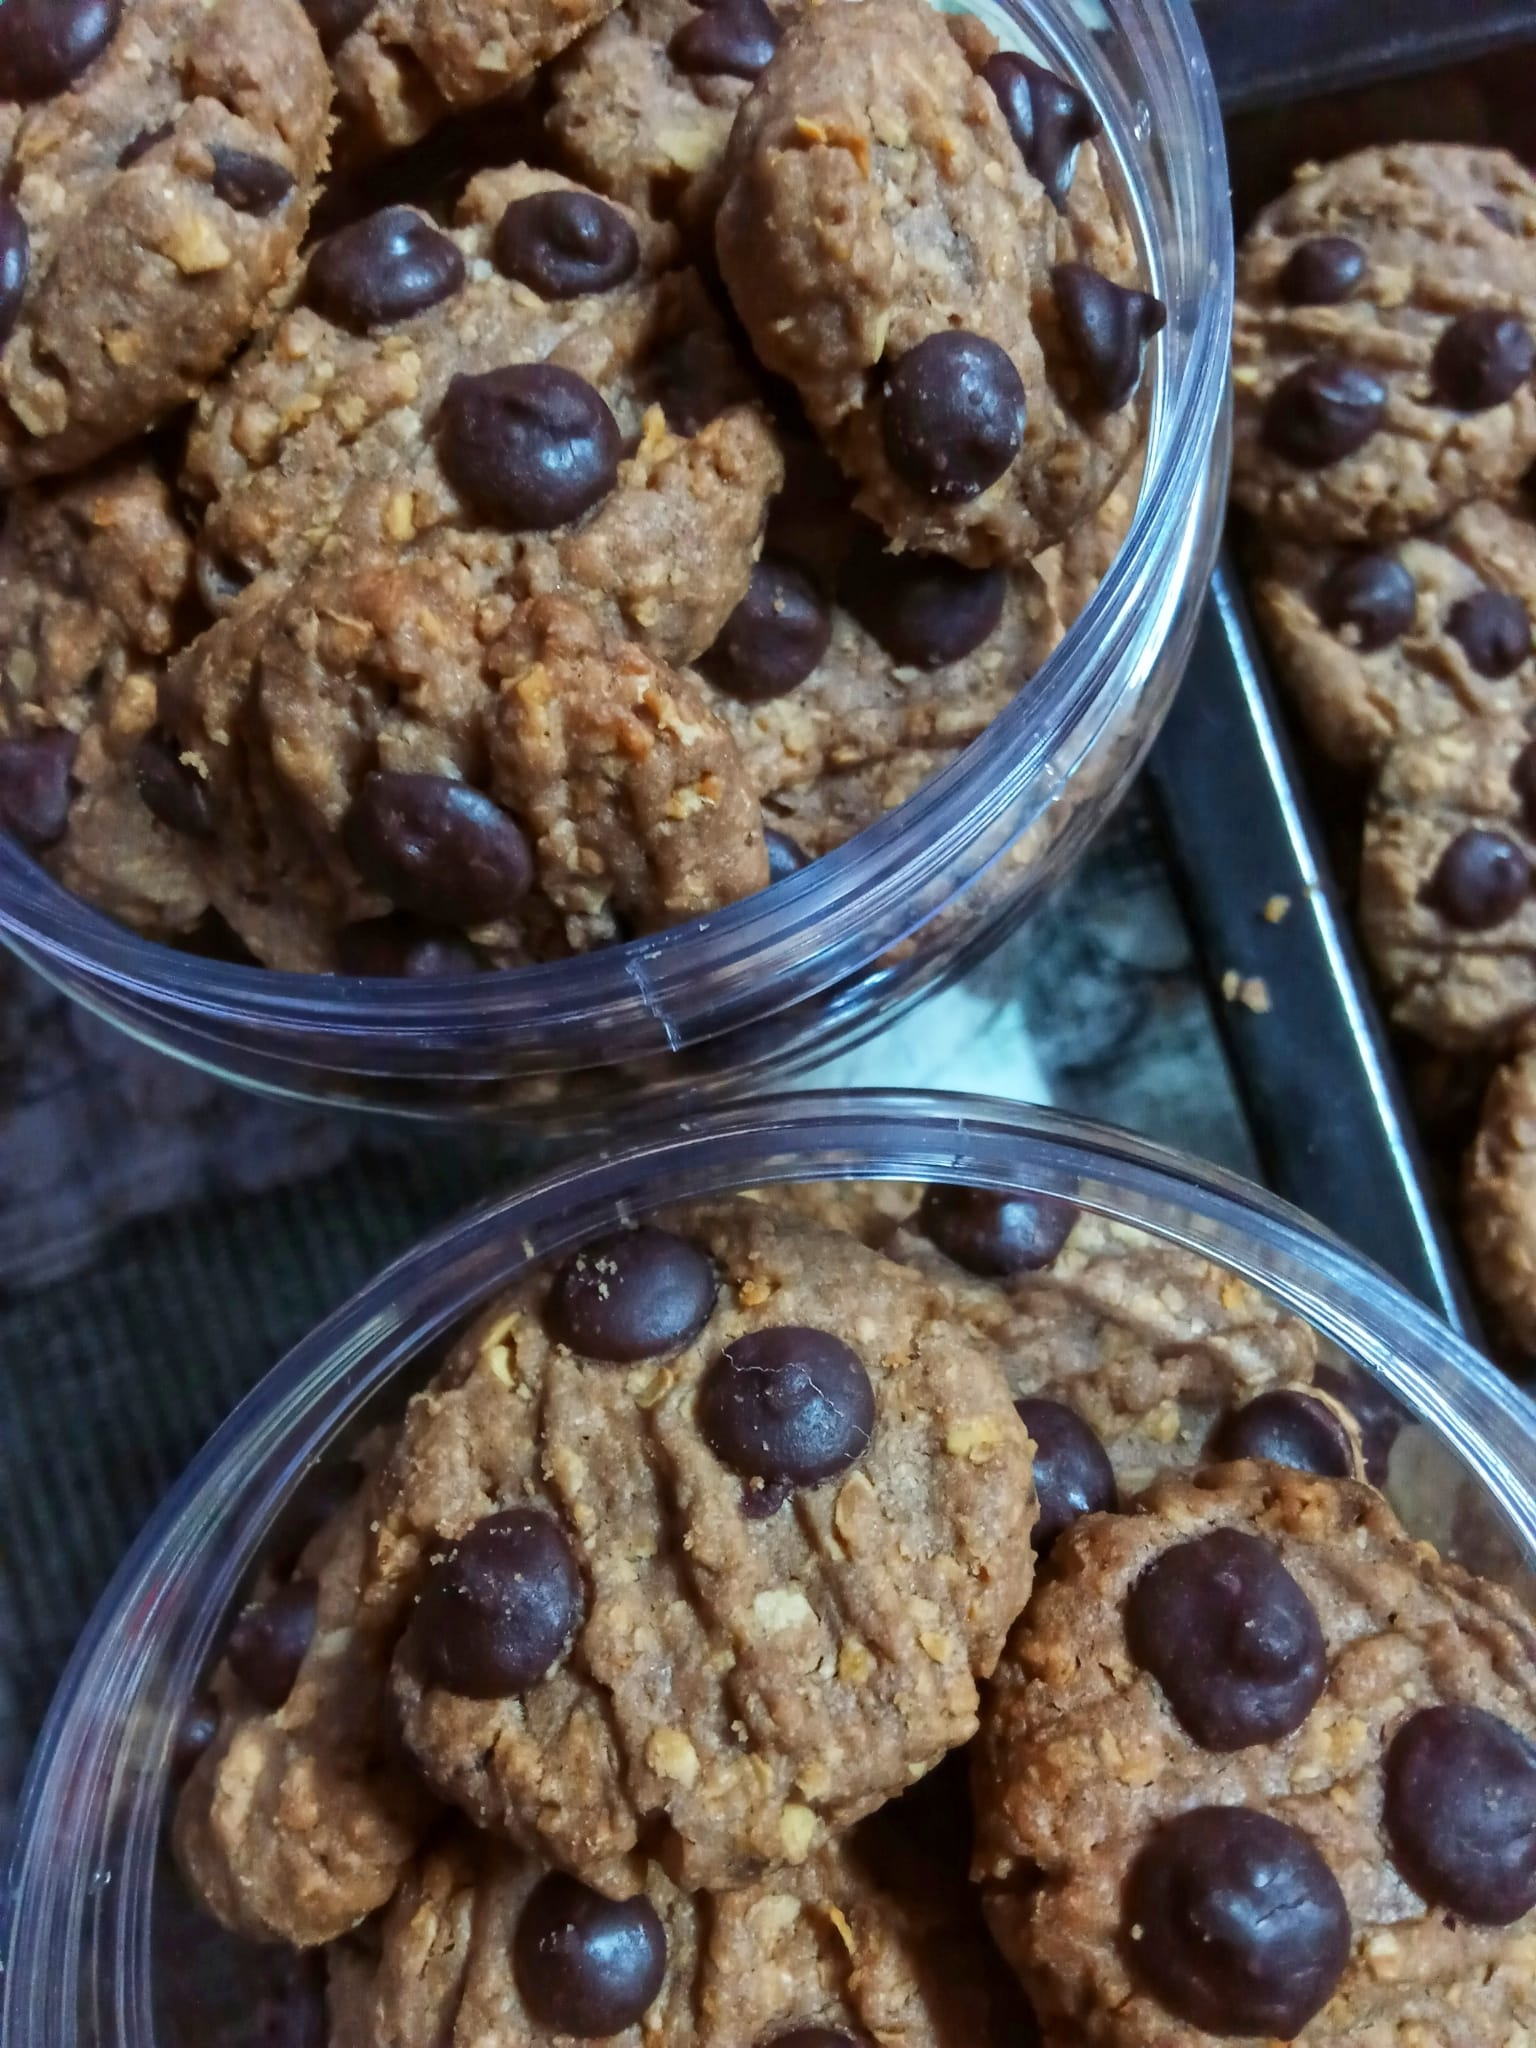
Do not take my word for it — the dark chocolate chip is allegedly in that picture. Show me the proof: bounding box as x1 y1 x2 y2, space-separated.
1124 1807 1350 2036
182 910 259 966
494 189 639 300
307 207 465 332
697 558 831 702
882 331 1026 503
1014 1397 1115 1552
440 364 621 530
669 0 781 79
980 53 1100 213
1481 202 1519 235
765 828 808 883
301 0 374 52
700 1326 874 1487
514 1873 667 2036
415 1507 586 1698
1427 827 1530 930
840 532 1006 669
335 914 484 977
118 119 172 168
545 1226 716 1363
1384 1703 1536 1924
1208 1388 1357 1478
918 1185 1076 1277
171 1695 220 1779
740 1477 791 1520
135 729 215 839
1276 235 1366 306
268 1458 365 1577
226 1580 317 1711
0 0 121 100
1310 1363 1401 1487
1126 1527 1327 1750
1316 551 1415 651
1051 261 1166 412
1262 359 1386 468
343 771 533 926
209 146 296 217
1448 588 1532 677
0 729 76 851
1432 309 1535 412
1513 738 1536 837
0 193 27 344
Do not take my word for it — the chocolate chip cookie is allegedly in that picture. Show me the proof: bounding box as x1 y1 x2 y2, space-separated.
974 1464 1536 2046
370 1196 1035 1894
716 0 1160 567
1232 146 1536 543
1464 1048 1536 1357
1359 714 1536 1051
1252 499 1536 772
0 0 331 484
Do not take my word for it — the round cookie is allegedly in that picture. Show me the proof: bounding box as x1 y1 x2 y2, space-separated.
1232 145 1536 543
715 0 1159 567
0 0 331 484
370 1196 1036 1893
1358 714 1536 1051
0 454 210 936
173 1457 438 1947
1252 500 1536 773
974 1464 1536 2047
1464 1047 1536 1356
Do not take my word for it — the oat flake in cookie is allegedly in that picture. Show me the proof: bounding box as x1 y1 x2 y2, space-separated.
0 0 331 484
373 1197 1035 1894
974 1464 1536 2046
1232 145 1536 543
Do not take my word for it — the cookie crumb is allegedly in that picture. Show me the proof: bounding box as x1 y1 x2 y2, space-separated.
1263 893 1291 923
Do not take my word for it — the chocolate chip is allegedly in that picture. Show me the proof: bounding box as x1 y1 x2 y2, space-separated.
918 1185 1076 1277
301 0 374 51
1052 262 1166 413
494 189 639 300
0 730 76 851
514 1874 667 2036
545 1226 716 1363
1124 1807 1350 2036
1263 359 1385 468
0 0 121 100
882 332 1026 503
335 915 484 977
1432 309 1535 411
1427 828 1530 930
209 146 296 218
343 771 532 927
1481 202 1519 235
840 533 1006 669
1276 235 1366 306
307 207 465 332
226 1580 317 1711
1384 1704 1536 1924
669 0 781 79
171 1695 220 1779
1448 588 1531 677
1513 739 1536 837
1310 1364 1401 1486
697 559 831 703
1316 551 1415 651
0 194 27 344
135 729 215 839
1015 1398 1115 1552
440 364 621 530
700 1327 874 1487
118 119 173 168
740 1477 791 1520
415 1508 586 1698
1126 1527 1327 1750
268 1459 365 1577
981 53 1100 213
1208 1388 1358 1478
765 828 808 883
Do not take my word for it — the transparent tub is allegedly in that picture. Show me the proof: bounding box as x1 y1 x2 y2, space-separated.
0 0 1233 1120
4 1090 1534 2046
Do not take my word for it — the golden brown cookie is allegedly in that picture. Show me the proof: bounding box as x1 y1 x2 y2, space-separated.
1464 1047 1536 1357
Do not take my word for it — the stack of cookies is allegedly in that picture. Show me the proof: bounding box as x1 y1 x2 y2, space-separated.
1232 143 1536 1357
172 1186 1536 2044
0 0 1161 978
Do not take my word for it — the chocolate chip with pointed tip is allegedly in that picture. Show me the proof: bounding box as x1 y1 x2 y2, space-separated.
981 53 1100 212
1052 262 1166 412
494 189 639 299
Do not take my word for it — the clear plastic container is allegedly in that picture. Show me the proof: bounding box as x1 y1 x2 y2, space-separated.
5 1089 1535 2047
0 0 1233 1120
